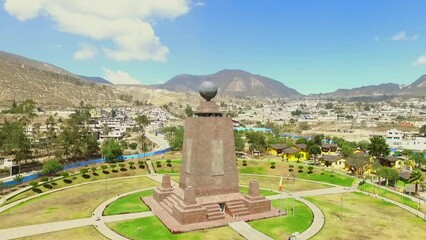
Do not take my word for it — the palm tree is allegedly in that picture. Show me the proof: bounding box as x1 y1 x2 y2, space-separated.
408 170 424 195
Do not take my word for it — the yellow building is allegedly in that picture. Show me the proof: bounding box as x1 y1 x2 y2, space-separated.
320 155 346 169
268 144 287 156
283 146 308 161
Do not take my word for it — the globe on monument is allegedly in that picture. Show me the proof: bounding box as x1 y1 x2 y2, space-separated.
199 81 218 101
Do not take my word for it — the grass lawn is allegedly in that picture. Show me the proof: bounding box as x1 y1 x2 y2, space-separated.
306 192 426 240
237 159 355 186
0 176 158 229
249 199 313 239
239 175 330 192
153 159 182 174
6 163 149 204
104 189 154 216
16 226 107 240
107 216 244 240
358 183 425 213
239 186 277 197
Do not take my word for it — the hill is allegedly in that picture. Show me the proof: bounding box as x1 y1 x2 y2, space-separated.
77 75 112 84
157 69 302 98
0 50 123 107
317 83 401 98
399 74 426 96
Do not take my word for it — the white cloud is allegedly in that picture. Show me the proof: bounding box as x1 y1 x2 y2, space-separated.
192 1 205 7
414 55 426 66
4 0 190 61
391 31 418 41
103 68 142 85
73 43 97 60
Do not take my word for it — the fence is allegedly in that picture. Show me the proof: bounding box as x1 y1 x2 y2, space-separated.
3 147 172 187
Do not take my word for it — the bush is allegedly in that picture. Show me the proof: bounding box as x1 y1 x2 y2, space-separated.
242 160 247 166
91 167 97 172
100 165 108 170
30 181 38 188
61 172 69 178
156 161 161 167
40 177 49 182
129 142 138 150
270 162 276 169
307 166 314 174
80 168 89 175
42 159 64 175
166 159 172 167
128 162 135 169
298 166 304 173
289 165 294 172
119 163 126 169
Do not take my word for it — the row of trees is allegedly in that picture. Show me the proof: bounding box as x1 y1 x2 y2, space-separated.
0 111 152 168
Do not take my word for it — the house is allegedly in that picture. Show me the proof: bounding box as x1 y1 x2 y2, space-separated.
378 156 405 169
321 143 338 155
320 155 346 169
268 144 287 156
282 146 308 162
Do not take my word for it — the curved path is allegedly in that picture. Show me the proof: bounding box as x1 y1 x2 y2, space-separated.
1 171 424 240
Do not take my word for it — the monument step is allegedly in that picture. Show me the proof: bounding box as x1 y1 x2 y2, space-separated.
208 214 225 221
163 198 177 208
159 202 173 214
230 209 250 216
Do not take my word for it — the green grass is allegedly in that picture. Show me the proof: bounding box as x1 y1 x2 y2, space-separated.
0 176 158 229
306 192 426 240
107 216 244 240
103 189 154 216
249 199 313 239
16 226 107 240
6 163 149 204
239 186 277 196
358 183 425 213
153 159 182 174
237 159 355 187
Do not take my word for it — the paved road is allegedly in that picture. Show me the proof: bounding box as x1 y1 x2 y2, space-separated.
145 127 170 150
229 221 272 240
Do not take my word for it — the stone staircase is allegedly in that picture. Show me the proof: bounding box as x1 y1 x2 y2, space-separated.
160 194 181 214
225 199 250 217
203 203 225 221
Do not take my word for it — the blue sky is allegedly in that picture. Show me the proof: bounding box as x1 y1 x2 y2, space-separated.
1 0 426 94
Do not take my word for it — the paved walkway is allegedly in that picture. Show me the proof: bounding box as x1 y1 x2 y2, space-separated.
294 197 325 240
229 221 272 240
145 126 170 151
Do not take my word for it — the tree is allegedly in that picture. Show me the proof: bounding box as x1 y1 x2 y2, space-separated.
242 160 247 166
340 144 355 158
411 152 426 166
101 139 123 163
408 170 424 195
129 142 138 150
185 105 194 117
234 133 245 152
308 145 321 164
30 181 38 188
357 140 370 151
61 171 70 179
295 138 308 144
289 165 294 172
298 165 304 173
128 161 135 169
42 159 64 175
245 131 266 152
270 162 276 169
377 167 399 187
13 174 24 184
307 166 314 174
166 159 172 167
368 136 390 159
0 121 32 165
419 125 426 137
313 134 325 146
294 152 303 162
120 140 128 149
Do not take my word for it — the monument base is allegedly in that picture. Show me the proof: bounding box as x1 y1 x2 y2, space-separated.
142 179 279 233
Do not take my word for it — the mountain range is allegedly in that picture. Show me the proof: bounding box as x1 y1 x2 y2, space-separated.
156 69 301 98
0 50 426 107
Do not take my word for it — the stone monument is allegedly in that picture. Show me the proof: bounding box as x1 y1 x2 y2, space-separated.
142 81 278 232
